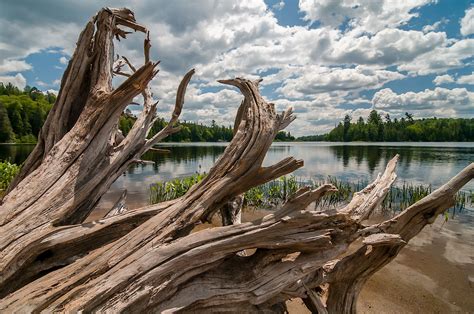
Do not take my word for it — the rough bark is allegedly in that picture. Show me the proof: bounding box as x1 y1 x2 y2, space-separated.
220 195 243 226
0 8 472 313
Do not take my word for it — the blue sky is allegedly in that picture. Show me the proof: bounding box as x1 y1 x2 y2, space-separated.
0 0 473 135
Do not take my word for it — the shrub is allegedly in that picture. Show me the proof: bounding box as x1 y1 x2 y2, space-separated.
0 161 20 190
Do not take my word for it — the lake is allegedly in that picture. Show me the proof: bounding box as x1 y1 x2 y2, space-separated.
1 142 473 208
1 142 473 311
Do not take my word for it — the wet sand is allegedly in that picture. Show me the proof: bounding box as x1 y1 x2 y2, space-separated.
94 195 474 313
287 215 474 313
358 215 474 313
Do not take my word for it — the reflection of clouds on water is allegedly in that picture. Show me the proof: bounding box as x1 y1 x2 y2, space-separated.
106 142 474 204
4 142 472 207
264 143 474 191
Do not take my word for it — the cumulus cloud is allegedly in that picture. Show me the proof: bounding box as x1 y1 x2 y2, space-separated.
299 0 434 34
460 7 474 36
457 72 474 85
324 29 446 66
35 80 48 88
422 18 448 33
273 1 285 11
398 38 474 75
0 0 472 135
276 65 404 98
433 74 454 85
0 73 27 89
372 87 474 116
0 60 32 74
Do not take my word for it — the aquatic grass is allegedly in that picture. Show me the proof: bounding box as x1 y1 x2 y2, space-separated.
149 174 473 215
149 173 206 204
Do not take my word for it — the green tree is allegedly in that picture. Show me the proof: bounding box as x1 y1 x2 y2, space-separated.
298 111 474 142
0 102 14 142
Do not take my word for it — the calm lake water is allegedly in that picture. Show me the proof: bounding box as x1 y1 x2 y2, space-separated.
1 142 473 207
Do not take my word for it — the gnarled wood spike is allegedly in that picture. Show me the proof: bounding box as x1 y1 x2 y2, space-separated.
6 8 148 193
0 8 188 296
144 69 195 151
321 162 473 314
341 154 399 222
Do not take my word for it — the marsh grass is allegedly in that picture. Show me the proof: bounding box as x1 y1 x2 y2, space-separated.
149 174 472 216
149 173 206 204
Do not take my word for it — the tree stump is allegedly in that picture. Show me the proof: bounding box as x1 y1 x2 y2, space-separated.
0 8 472 313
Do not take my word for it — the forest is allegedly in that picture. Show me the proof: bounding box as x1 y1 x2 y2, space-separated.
0 83 294 143
301 110 474 142
0 83 55 143
1 83 471 143
119 114 295 142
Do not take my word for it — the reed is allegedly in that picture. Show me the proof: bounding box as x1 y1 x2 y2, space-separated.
149 173 206 204
149 174 473 215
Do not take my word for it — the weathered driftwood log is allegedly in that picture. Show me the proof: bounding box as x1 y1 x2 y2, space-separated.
0 8 472 313
0 7 194 296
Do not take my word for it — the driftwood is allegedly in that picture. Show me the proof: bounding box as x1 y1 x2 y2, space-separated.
0 8 472 313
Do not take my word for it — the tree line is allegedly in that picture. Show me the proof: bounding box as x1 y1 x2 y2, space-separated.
0 83 295 144
0 83 56 143
300 110 473 142
120 113 295 142
120 113 234 142
3 84 468 143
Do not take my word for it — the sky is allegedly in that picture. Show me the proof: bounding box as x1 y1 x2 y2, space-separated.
0 0 473 136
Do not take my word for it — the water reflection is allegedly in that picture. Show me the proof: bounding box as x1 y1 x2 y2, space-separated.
328 144 473 188
1 142 473 201
331 144 472 174
0 144 36 164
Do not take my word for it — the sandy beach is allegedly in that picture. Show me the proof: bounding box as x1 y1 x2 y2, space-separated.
286 214 474 313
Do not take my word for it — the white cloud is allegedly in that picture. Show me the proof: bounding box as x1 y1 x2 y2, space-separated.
0 0 471 134
299 0 434 34
0 59 32 74
422 18 448 33
273 1 285 10
325 29 446 66
398 38 474 75
0 73 27 89
372 87 474 116
433 74 454 85
457 72 474 85
35 80 48 88
0 18 79 60
276 65 404 98
460 7 474 36
268 97 361 135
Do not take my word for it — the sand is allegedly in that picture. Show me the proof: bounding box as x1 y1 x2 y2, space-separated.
287 215 474 313
357 215 474 313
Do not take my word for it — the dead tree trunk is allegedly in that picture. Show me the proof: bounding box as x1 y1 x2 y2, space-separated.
0 8 472 313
